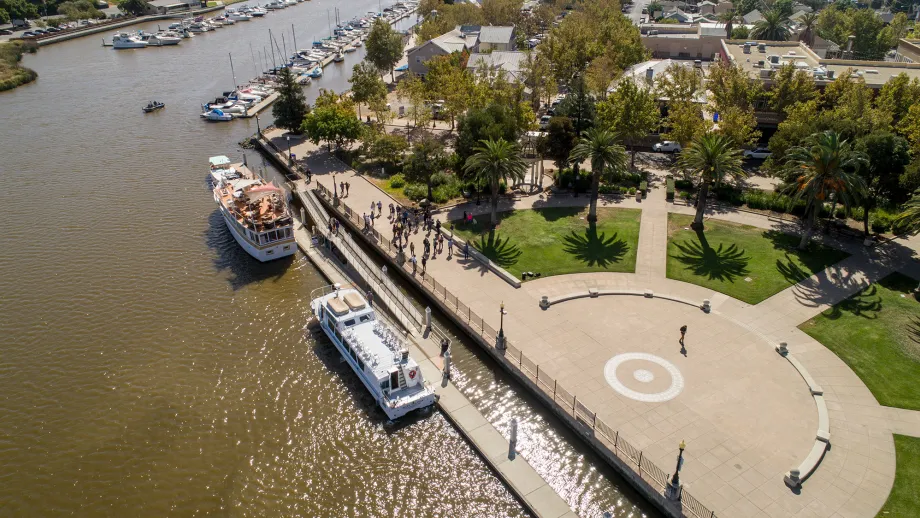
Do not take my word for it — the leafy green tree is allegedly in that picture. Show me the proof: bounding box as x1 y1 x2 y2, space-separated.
734 0 760 15
541 116 577 171
570 128 628 222
750 7 791 41
425 53 474 129
362 130 409 169
597 77 659 169
0 7 9 23
396 71 432 132
769 63 818 114
520 49 556 111
404 135 450 201
481 0 522 25
271 67 309 133
349 61 387 120
678 133 746 230
455 102 521 165
416 3 484 42
118 0 150 16
855 131 911 235
718 9 738 38
656 63 710 147
301 90 363 151
365 18 403 81
783 131 867 248
1 0 39 19
876 73 920 128
706 61 762 146
773 0 794 17
463 139 528 225
731 27 750 39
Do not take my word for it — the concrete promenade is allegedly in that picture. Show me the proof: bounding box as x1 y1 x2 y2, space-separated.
267 129 920 518
288 197 577 518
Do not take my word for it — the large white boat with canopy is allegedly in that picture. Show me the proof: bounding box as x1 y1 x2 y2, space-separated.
208 155 296 262
310 285 437 420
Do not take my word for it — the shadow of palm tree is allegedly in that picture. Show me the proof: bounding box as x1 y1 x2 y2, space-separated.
819 285 882 320
476 230 523 268
562 222 628 268
776 254 810 284
909 317 920 345
537 206 583 222
671 229 750 282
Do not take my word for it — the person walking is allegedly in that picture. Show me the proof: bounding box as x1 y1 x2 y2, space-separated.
410 242 415 256
679 325 688 347
464 242 470 260
377 201 382 216
340 181 345 197
371 201 376 215
421 254 427 275
370 211 376 227
447 237 453 258
423 237 430 256
411 253 417 274
345 181 350 197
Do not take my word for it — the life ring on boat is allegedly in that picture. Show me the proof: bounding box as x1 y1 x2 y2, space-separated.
408 369 417 379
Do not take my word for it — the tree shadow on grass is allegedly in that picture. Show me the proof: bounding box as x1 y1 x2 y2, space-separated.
536 206 584 222
670 229 750 282
909 317 920 345
776 254 811 285
818 285 882 320
562 222 629 268
476 230 523 268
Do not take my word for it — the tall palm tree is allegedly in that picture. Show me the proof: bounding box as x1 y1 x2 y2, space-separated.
798 12 819 48
718 9 738 39
570 128 628 223
751 8 792 41
463 138 528 226
784 131 867 249
893 190 920 235
677 133 746 231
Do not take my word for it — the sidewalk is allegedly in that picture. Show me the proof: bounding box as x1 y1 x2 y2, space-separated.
267 132 920 518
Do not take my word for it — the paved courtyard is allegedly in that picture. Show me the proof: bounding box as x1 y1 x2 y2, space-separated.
266 130 920 518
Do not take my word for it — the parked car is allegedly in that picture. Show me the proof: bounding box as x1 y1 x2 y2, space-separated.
539 115 552 129
32 29 46 35
22 31 36 37
652 141 682 153
46 26 61 32
743 147 772 160
0 29 12 35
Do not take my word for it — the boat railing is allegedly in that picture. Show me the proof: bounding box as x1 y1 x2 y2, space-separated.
308 283 356 302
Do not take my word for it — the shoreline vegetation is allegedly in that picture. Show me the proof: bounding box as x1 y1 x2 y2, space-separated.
0 40 39 92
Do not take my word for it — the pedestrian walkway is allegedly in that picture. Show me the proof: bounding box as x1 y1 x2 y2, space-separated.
265 132 920 518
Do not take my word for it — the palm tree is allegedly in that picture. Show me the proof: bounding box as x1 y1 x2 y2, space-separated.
463 139 528 226
570 128 628 223
751 8 792 41
677 133 746 231
718 9 738 39
784 131 867 249
894 191 920 235
798 12 819 48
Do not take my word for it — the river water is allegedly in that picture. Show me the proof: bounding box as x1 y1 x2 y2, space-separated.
0 2 657 516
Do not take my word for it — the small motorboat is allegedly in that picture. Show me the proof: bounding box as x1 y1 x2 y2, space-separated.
202 108 233 121
143 100 165 113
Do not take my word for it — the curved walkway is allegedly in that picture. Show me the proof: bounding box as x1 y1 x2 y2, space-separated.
274 133 920 518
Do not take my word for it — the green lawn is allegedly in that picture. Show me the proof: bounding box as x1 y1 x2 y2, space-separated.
452 207 642 280
800 273 920 411
666 214 850 304
878 434 920 517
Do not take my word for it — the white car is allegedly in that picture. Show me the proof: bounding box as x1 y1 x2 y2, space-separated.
652 141 682 153
743 147 772 159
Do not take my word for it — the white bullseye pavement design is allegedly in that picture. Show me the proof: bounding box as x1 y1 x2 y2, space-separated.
632 369 654 383
604 353 684 402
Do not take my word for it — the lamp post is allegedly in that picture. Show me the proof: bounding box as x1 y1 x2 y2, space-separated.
497 301 506 350
286 135 293 165
666 440 686 500
255 115 261 136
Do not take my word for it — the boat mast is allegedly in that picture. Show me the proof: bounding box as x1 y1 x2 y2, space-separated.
229 52 238 90
281 32 288 63
291 23 298 53
268 31 277 68
327 9 331 38
250 42 258 77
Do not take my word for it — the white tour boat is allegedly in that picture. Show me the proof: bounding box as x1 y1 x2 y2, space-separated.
310 285 437 420
208 156 296 261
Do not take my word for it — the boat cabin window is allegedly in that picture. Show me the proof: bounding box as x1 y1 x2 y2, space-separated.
380 380 389 393
358 314 372 323
343 318 356 328
389 370 399 391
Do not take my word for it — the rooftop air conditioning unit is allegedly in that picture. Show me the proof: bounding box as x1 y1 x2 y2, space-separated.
743 43 751 54
827 70 835 79
757 60 765 68
768 55 780 64
760 68 773 78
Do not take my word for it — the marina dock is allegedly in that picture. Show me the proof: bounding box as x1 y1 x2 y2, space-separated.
287 178 578 518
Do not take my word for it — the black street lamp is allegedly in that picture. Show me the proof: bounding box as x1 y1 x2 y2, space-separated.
671 439 687 487
286 135 293 165
255 115 261 136
497 301 506 349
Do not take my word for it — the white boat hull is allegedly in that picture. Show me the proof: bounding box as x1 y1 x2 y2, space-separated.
216 199 296 262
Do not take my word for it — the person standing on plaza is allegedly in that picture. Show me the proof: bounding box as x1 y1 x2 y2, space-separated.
411 253 417 274
377 201 382 216
345 181 350 197
679 325 688 348
421 254 427 275
447 237 453 258
464 242 470 260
